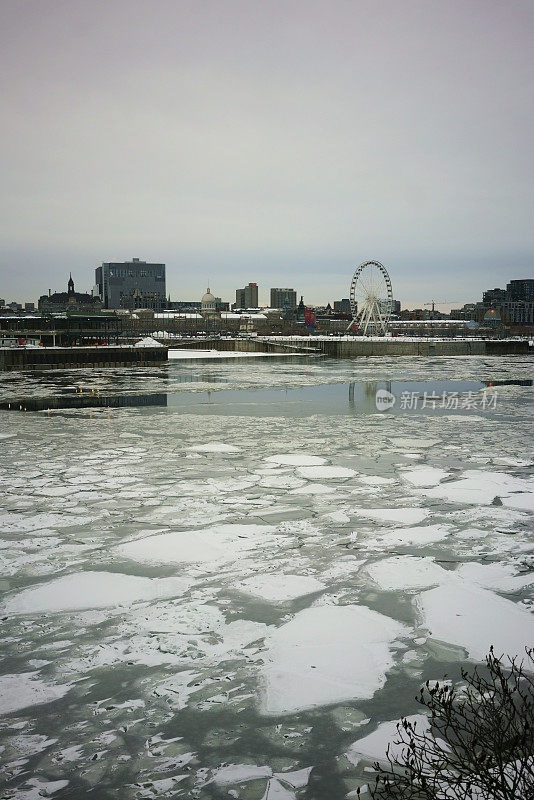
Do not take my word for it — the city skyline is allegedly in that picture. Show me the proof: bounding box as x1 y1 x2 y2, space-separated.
1 1 533 306
4 262 531 313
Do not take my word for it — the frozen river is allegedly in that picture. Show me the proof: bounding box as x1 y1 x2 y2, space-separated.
0 355 533 799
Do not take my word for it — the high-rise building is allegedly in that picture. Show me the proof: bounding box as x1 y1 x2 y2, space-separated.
501 301 534 326
333 298 351 314
506 279 534 302
235 283 258 309
270 288 296 308
95 258 166 311
483 288 507 305
475 278 534 326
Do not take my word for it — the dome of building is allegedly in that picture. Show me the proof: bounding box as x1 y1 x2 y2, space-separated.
201 288 217 316
483 307 501 327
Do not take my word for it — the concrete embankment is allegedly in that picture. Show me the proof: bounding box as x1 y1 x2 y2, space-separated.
0 393 167 411
0 346 168 371
1 337 530 371
169 338 319 354
306 337 531 357
171 336 531 357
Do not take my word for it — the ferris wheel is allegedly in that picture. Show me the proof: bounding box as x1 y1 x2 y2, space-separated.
348 260 393 335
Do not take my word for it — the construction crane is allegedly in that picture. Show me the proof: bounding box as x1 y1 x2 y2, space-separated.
424 301 462 313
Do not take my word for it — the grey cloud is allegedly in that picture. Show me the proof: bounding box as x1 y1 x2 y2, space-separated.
1 0 533 305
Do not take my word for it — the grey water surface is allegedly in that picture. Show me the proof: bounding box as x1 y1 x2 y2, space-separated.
0 356 532 799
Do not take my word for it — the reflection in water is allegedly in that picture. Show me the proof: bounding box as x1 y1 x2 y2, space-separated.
347 379 493 415
349 381 393 413
0 393 168 412
0 377 526 417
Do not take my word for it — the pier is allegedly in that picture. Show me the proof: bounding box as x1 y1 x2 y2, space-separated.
171 336 531 357
0 345 168 372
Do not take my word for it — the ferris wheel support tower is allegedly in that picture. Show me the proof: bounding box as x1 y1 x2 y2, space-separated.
347 260 393 336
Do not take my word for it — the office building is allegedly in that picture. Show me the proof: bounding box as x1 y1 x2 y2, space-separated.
474 278 534 327
333 298 351 314
500 301 534 326
450 303 477 321
506 279 534 302
235 283 258 309
483 288 507 306
95 258 166 311
270 288 296 308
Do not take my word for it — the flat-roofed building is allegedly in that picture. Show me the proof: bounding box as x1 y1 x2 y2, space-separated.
270 288 296 308
95 258 166 311
506 279 534 302
235 282 258 309
333 298 351 314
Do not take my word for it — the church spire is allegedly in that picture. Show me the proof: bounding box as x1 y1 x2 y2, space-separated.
68 273 75 296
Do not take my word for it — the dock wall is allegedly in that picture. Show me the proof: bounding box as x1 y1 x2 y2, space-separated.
0 346 168 372
1 337 530 371
310 338 531 357
171 337 531 357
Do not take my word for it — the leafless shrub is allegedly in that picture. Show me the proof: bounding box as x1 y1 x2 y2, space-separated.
362 647 534 799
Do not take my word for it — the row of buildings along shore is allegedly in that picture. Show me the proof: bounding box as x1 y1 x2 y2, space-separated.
1 259 533 339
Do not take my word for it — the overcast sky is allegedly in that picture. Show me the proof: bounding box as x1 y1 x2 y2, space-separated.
1 0 533 307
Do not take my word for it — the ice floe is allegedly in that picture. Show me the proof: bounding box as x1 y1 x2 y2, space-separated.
258 475 307 489
236 574 325 603
376 524 451 547
262 779 297 798
324 510 351 523
186 442 240 453
259 604 408 715
401 466 450 487
290 483 336 495
10 779 69 800
419 470 534 510
0 511 99 533
212 764 273 785
2 357 533 795
415 583 534 660
66 603 269 674
274 767 313 788
2 572 189 614
264 454 327 466
359 475 396 486
388 437 441 449
453 561 519 590
297 466 357 479
209 763 312 798
116 524 280 566
0 673 71 715
366 556 449 590
351 507 429 525
346 714 429 766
